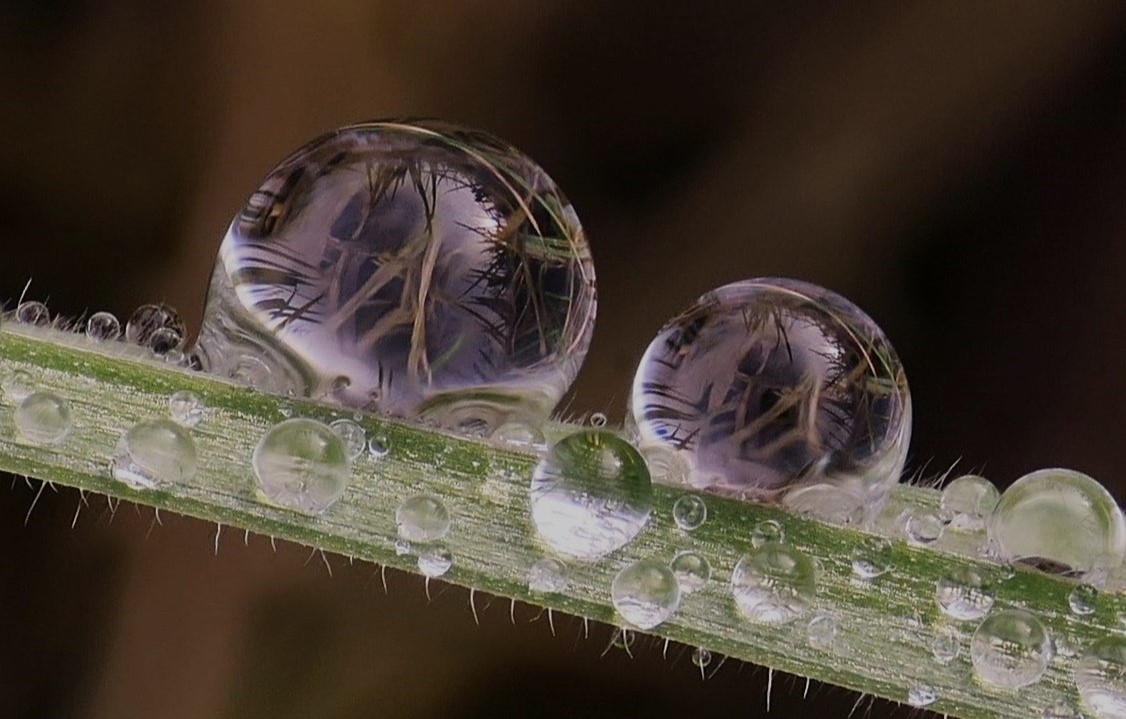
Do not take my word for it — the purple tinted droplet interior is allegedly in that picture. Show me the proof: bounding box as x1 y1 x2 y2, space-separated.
629 278 911 525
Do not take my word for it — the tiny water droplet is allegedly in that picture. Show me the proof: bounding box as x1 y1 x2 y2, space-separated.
691 647 712 668
612 628 636 652
527 557 568 593
329 418 367 459
16 301 49 326
971 609 1052 689
368 435 390 460
396 495 451 543
126 303 185 347
85 311 121 341
1 368 35 402
252 418 351 514
491 422 545 449
14 392 72 445
111 418 198 489
672 494 707 531
393 538 412 556
905 509 944 545
942 474 999 532
1069 584 1099 616
611 559 681 630
907 684 937 708
168 390 206 428
529 430 652 560
935 566 996 621
751 519 785 548
590 412 608 428
851 537 893 579
731 543 815 625
670 550 710 593
417 546 453 578
929 626 961 665
1076 635 1126 718
806 612 839 652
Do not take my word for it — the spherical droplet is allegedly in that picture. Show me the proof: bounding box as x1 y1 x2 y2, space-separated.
629 278 911 525
1 368 35 402
670 550 711 593
641 445 690 486
148 327 184 356
527 557 568 593
691 647 712 669
367 435 390 460
192 120 597 432
14 392 72 445
590 412 608 428
929 626 961 665
85 311 121 341
16 301 49 326
731 543 816 625
529 430 652 560
1069 584 1099 616
417 546 453 578
907 684 937 708
252 418 351 514
905 509 944 545
971 609 1052 689
851 536 893 579
989 468 1126 577
1077 636 1126 718
396 495 450 543
935 566 996 621
672 494 707 531
942 474 999 532
168 390 206 428
111 419 198 489
329 418 367 459
125 303 185 347
611 559 681 630
751 519 785 548
807 612 840 652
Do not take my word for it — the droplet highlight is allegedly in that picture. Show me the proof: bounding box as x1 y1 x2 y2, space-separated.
252 418 351 514
611 559 681 630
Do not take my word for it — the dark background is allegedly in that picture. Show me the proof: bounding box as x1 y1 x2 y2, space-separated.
2 2 1126 717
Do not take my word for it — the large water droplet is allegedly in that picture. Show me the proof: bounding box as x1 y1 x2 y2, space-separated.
731 543 816 625
672 494 707 531
851 536 893 579
1 369 35 402
989 468 1126 577
14 392 72 445
168 390 207 428
111 419 198 489
529 430 652 560
125 303 185 347
527 557 568 593
670 550 711 593
971 609 1052 689
396 495 451 543
935 566 996 621
942 474 999 532
192 120 597 432
611 559 681 630
1076 636 1126 718
629 278 911 525
85 311 121 341
252 418 351 514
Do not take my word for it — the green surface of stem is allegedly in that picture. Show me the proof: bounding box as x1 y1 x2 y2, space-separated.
0 324 1119 718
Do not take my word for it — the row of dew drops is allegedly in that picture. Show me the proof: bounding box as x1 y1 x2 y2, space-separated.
5 301 1126 718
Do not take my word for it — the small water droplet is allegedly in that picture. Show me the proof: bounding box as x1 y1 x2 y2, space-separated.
491 422 545 449
935 566 996 621
590 412 608 428
85 311 121 341
1042 696 1083 719
905 509 944 545
691 647 712 668
252 418 351 514
329 418 367 460
807 612 839 652
16 301 49 326
1069 584 1099 616
942 474 999 532
672 494 707 531
14 392 72 445
751 519 785 548
125 303 185 347
1077 635 1126 718
417 546 453 578
971 609 1052 689
1 368 35 402
670 550 710 593
368 435 390 460
111 418 198 489
907 684 937 708
612 628 636 652
396 495 451 543
393 538 412 556
611 559 681 630
529 430 652 560
851 537 893 579
731 543 816 625
929 626 961 665
527 557 568 593
641 445 691 486
168 391 206 428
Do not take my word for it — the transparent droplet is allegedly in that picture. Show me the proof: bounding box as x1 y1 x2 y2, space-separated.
125 303 185 347
192 121 597 432
907 684 937 708
16 301 49 326
252 418 351 514
935 566 996 621
14 392 72 445
629 278 911 525
929 625 961 665
611 559 681 630
111 418 198 489
168 390 206 428
491 421 545 449
393 538 412 556
751 519 785 548
905 509 944 545
367 434 390 460
1042 697 1083 719
329 418 367 459
231 355 279 391
672 494 707 531
641 445 691 486
417 546 453 578
85 311 121 341
731 543 816 625
529 430 652 560
590 412 608 428
942 474 999 532
148 327 184 356
670 550 711 593
611 628 636 652
691 647 712 668
396 495 450 543
1069 584 1099 616
1077 636 1126 718
851 536 893 579
1 368 35 402
527 557 568 593
971 609 1052 689
807 612 839 652
988 468 1126 576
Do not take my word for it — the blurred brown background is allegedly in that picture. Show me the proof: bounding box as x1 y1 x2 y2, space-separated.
3 2 1126 717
